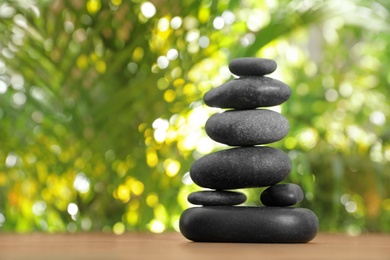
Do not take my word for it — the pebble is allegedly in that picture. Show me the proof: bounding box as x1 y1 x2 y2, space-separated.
260 183 304 207
203 76 292 109
180 206 319 243
229 58 277 76
190 146 291 189
188 190 247 206
205 109 289 146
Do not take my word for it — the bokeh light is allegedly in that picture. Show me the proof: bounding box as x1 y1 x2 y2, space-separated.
140 2 156 19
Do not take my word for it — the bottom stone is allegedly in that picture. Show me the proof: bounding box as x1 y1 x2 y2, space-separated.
180 206 318 243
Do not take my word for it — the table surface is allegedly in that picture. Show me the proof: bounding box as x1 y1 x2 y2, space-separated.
0 232 389 260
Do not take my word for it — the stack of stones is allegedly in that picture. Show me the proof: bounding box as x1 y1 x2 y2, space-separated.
179 58 319 243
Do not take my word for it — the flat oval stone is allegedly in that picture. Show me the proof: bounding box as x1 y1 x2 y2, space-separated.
180 206 319 243
229 58 277 76
190 146 291 189
188 191 246 206
261 183 304 207
203 77 292 109
205 109 289 146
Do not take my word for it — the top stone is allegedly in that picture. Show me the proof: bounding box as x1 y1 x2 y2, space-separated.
229 58 277 76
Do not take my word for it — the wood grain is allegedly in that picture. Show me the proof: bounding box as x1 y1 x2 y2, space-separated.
0 232 389 260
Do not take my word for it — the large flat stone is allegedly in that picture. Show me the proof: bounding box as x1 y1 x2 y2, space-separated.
190 146 291 189
180 206 319 243
205 109 289 146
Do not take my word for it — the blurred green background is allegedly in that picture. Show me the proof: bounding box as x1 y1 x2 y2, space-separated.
0 0 389 234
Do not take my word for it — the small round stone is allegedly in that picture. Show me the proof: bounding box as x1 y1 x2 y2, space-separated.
188 191 246 206
260 183 304 207
229 58 277 76
190 146 291 189
205 109 289 146
180 206 319 243
203 76 291 109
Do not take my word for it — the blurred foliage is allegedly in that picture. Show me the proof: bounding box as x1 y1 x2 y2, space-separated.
0 0 389 234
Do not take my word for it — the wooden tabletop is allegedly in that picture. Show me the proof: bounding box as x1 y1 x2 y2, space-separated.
0 232 389 260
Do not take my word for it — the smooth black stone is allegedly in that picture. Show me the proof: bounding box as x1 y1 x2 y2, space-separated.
229 58 277 76
188 191 247 206
261 183 304 207
205 109 289 146
190 146 291 189
203 77 291 109
180 206 319 243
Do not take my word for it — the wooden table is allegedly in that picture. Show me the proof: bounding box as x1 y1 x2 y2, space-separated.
0 232 389 260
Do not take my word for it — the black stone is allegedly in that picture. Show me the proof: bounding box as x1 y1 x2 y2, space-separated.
190 146 291 189
180 206 319 243
229 58 277 76
205 109 289 146
188 190 246 206
261 183 304 207
204 77 291 109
